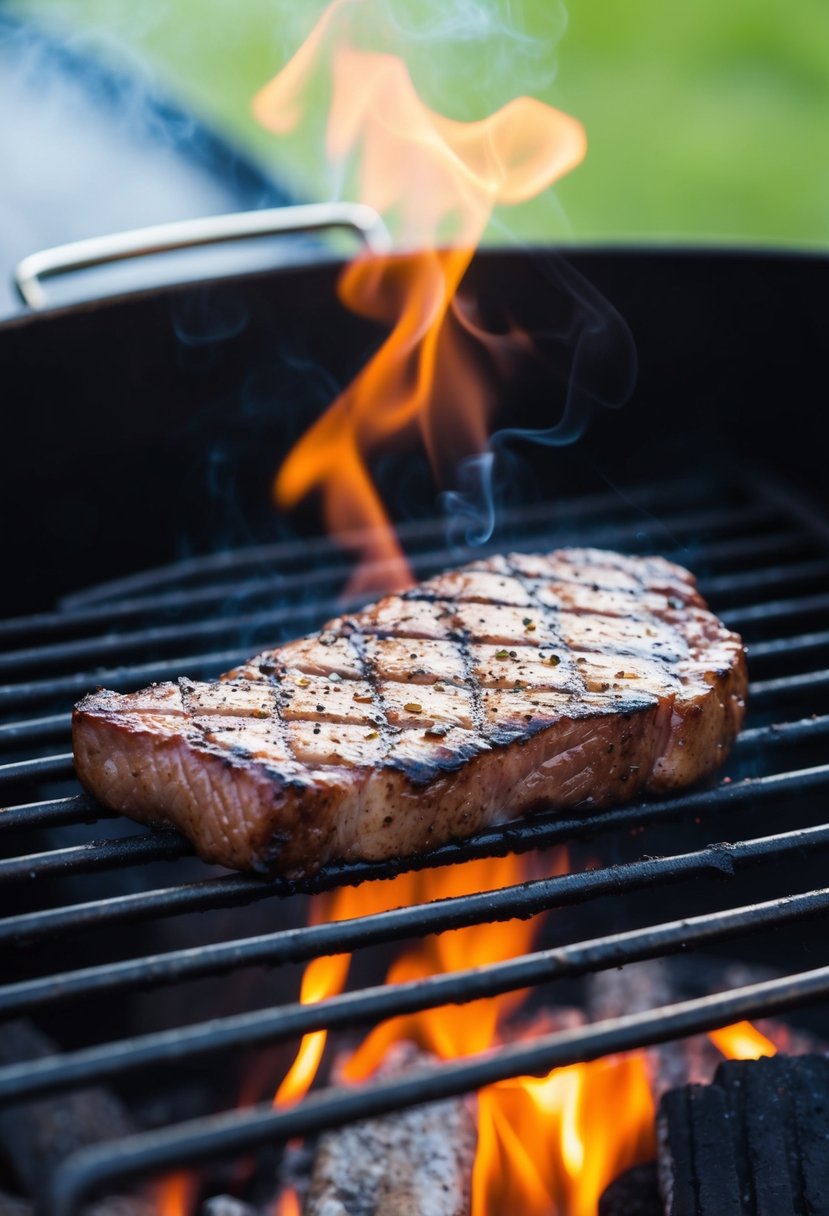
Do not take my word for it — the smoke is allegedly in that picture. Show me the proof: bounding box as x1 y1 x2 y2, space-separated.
495 254 638 447
375 0 569 100
441 251 638 554
440 452 496 548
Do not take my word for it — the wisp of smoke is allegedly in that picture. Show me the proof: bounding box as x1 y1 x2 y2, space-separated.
442 252 638 553
440 451 496 548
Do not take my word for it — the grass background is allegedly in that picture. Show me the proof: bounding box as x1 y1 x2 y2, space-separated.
12 0 829 249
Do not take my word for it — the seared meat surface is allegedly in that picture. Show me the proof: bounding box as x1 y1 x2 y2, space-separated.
72 549 747 875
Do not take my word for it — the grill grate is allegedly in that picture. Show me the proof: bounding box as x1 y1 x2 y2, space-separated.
3 467 829 1213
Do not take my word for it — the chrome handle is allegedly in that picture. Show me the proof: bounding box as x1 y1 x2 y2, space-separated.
14 202 393 310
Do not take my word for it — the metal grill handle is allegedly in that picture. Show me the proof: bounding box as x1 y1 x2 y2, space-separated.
14 202 393 310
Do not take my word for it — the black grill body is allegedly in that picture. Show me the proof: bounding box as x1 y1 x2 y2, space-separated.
2 248 829 1212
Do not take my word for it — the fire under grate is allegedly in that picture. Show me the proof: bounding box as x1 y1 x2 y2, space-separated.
3 466 829 1213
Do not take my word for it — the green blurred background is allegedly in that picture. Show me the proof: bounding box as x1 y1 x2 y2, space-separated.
12 0 829 249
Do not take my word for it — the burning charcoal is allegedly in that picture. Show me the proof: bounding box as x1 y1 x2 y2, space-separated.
659 1084 743 1214
588 959 822 1100
657 1054 829 1214
0 1021 151 1215
588 961 724 1099
598 1163 662 1216
305 1042 476 1216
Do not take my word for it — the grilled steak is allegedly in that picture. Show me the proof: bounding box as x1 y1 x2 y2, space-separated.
72 549 747 876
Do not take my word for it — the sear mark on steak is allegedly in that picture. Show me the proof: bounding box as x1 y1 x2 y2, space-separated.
72 549 747 876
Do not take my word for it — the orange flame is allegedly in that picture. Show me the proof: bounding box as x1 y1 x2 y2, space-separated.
273 1189 301 1216
475 1053 654 1216
274 852 545 1108
341 852 556 1080
254 0 586 593
274 849 655 1214
154 1173 196 1216
273 951 350 1107
271 883 351 1109
708 1019 778 1061
260 15 652 1208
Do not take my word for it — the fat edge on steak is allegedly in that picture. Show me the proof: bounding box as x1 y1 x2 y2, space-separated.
72 549 747 876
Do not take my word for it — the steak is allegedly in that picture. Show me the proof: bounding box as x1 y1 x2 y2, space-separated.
72 549 747 876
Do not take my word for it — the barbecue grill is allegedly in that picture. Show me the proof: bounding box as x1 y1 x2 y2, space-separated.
3 241 829 1213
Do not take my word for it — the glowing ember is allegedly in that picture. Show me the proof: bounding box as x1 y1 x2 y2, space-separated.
708 1019 778 1061
253 0 586 593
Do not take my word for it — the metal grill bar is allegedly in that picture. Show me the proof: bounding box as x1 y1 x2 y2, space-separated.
0 601 327 677
0 502 789 682
671 529 810 568
0 872 271 949
4 766 828 942
722 589 829 629
51 964 829 1216
0 831 190 885
0 712 73 749
0 648 247 711
50 474 762 609
737 714 829 747
751 669 829 700
0 794 112 834
0 753 74 786
749 629 829 662
699 557 829 602
4 854 829 1107
3 856 828 1022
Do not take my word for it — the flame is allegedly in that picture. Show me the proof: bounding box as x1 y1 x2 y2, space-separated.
274 849 655 1214
273 883 350 1107
254 0 586 592
273 952 350 1106
340 851 556 1080
154 1174 196 1216
274 852 544 1107
259 17 652 1207
708 1020 778 1061
475 1054 654 1216
273 1189 301 1216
